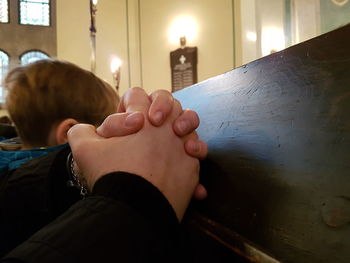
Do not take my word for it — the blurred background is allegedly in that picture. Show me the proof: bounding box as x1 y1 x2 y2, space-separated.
0 0 349 113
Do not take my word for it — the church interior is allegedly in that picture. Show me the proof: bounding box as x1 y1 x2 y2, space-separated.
1 0 349 105
0 0 350 262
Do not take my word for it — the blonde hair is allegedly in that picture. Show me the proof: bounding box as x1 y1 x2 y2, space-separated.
5 59 119 147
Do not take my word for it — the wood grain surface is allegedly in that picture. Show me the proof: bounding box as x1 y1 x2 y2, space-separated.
175 24 350 263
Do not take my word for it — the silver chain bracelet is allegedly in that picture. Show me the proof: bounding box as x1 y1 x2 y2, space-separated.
67 152 88 198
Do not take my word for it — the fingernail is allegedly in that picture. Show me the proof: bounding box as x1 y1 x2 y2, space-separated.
153 111 163 124
125 112 143 127
191 141 200 152
177 120 188 133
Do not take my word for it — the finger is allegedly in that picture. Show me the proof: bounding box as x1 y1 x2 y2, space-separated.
96 112 145 138
184 139 208 160
168 99 184 121
117 87 151 114
192 184 208 200
148 90 174 126
67 124 101 151
173 109 200 136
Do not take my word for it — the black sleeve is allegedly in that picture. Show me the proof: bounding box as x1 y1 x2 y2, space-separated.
1 172 188 263
0 145 81 258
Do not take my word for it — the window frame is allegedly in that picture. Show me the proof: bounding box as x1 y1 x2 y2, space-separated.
18 0 51 27
19 49 50 65
0 0 10 24
0 49 10 104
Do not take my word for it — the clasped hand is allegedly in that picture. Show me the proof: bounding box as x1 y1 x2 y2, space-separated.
68 88 208 221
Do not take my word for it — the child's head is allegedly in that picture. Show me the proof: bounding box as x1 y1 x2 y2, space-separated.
5 59 119 148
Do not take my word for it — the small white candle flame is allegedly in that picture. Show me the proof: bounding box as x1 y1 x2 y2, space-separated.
92 0 99 6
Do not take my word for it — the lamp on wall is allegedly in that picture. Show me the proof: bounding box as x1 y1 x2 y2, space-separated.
168 15 198 47
90 0 98 73
180 36 186 48
110 57 122 93
331 0 348 6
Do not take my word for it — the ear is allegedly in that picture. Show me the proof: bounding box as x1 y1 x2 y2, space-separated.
55 118 79 145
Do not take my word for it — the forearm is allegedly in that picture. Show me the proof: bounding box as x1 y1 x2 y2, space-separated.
2 172 187 263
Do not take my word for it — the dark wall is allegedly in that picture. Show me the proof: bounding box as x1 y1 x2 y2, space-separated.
0 0 57 68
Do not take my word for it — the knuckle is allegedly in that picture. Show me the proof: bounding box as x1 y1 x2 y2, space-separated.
184 110 200 125
125 87 145 100
150 90 174 107
67 123 85 136
129 86 144 93
102 114 114 124
159 89 171 94
151 89 171 96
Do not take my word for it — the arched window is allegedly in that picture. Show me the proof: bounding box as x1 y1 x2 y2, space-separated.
0 0 9 23
0 50 10 103
19 0 50 26
20 50 49 65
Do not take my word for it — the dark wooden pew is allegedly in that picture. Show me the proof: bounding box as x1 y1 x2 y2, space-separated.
175 24 350 263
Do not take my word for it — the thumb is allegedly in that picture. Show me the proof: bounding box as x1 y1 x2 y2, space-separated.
68 123 102 152
96 112 144 138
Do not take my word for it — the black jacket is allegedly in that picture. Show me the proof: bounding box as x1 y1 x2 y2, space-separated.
1 172 185 263
0 146 81 257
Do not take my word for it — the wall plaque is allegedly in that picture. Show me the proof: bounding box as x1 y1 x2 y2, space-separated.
170 46 198 92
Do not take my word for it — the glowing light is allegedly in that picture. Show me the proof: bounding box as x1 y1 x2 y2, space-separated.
246 31 257 42
332 0 348 6
168 15 198 45
110 57 122 73
261 27 285 56
92 0 98 6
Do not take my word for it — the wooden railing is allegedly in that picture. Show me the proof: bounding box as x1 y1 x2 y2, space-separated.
175 24 350 263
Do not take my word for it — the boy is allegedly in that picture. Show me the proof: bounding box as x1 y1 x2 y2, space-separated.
5 59 119 149
0 59 119 176
0 59 119 256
